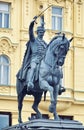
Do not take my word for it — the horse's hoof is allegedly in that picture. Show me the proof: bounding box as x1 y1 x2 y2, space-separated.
49 104 55 113
18 119 23 124
36 114 42 119
54 115 60 121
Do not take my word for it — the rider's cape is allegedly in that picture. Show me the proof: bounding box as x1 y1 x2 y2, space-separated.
16 41 31 81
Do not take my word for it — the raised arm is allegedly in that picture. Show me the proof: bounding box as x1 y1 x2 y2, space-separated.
29 20 36 42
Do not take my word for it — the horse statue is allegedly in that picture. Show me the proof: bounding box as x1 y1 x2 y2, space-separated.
16 33 73 123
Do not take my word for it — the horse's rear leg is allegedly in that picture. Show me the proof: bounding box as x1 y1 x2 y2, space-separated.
18 93 25 123
32 93 42 119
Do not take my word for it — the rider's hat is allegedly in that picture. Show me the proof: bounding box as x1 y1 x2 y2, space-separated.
36 22 45 33
37 26 45 32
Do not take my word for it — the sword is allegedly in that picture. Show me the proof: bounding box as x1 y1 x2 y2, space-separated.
33 5 52 23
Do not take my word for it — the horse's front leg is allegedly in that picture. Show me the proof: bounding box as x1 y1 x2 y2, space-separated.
53 85 60 120
18 93 25 123
39 79 54 112
53 106 60 120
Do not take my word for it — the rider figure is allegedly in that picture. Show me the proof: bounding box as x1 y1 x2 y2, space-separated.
26 18 47 90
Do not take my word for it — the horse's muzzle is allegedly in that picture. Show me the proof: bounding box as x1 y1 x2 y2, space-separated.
57 57 65 66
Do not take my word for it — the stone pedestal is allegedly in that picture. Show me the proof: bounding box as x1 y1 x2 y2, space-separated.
2 119 84 130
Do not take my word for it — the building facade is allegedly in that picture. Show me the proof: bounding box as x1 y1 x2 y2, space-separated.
0 0 84 129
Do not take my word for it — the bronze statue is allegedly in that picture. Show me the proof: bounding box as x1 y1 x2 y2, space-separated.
27 19 47 90
16 17 73 123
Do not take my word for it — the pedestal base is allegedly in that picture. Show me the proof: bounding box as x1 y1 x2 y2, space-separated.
2 119 84 130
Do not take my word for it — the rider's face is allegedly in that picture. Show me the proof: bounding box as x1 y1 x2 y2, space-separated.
37 31 45 39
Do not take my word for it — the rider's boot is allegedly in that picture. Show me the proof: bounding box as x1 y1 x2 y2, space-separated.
27 69 34 91
58 85 66 95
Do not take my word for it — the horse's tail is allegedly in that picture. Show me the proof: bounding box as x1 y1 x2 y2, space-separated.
44 91 47 101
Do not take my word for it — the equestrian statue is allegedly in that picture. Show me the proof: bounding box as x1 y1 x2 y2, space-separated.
16 16 73 123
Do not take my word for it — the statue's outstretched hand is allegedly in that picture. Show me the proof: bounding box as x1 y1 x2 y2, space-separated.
33 16 38 24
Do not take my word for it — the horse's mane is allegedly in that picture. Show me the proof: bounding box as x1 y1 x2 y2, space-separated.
48 34 65 46
47 35 64 49
49 36 58 45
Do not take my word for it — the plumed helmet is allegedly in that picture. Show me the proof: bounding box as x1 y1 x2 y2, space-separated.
37 26 45 32
36 22 45 32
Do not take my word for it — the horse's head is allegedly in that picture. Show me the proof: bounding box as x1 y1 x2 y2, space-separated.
49 33 73 66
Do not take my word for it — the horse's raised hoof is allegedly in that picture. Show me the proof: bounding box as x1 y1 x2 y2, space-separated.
49 103 55 113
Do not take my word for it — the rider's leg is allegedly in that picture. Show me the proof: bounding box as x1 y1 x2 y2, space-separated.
26 62 36 90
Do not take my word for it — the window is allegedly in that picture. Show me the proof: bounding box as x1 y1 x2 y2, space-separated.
0 112 12 130
52 7 63 31
0 2 10 28
0 55 10 85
